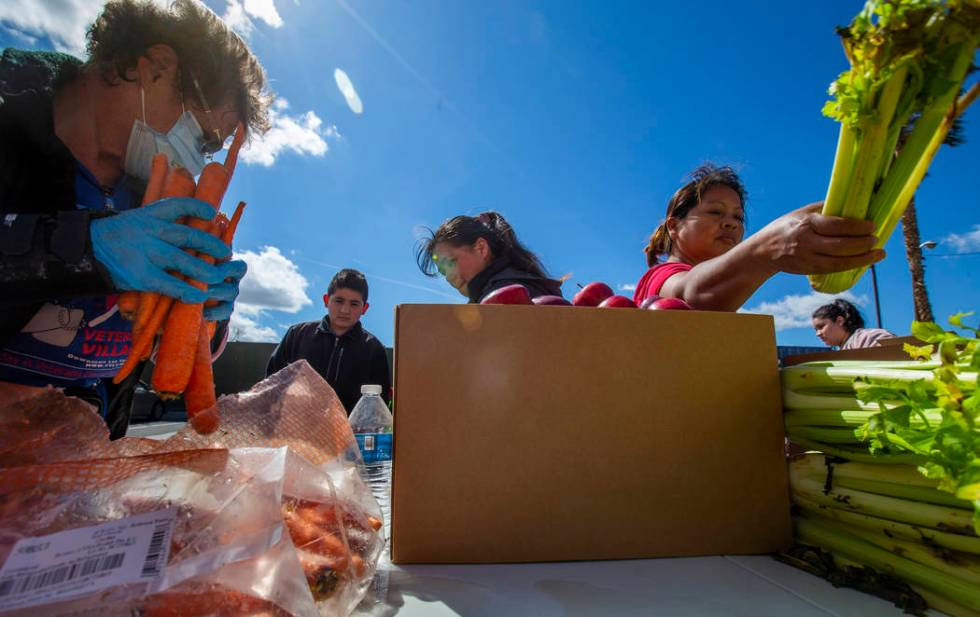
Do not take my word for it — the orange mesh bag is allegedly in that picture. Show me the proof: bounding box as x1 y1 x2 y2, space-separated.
163 360 357 465
0 389 166 466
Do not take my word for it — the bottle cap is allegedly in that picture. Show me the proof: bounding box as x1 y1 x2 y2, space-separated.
361 384 383 395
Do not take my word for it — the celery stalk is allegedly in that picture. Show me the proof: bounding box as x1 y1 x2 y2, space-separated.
782 389 886 412
781 364 969 395
788 434 922 465
784 408 943 428
821 123 858 217
867 40 978 253
790 464 975 533
840 65 909 220
794 495 980 555
787 425 866 444
807 512 980 586
795 515 980 610
828 456 945 489
835 476 974 510
909 584 980 617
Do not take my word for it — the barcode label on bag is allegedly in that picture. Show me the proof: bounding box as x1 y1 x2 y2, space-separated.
0 508 176 611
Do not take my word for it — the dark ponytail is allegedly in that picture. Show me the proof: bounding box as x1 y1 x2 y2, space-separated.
812 299 865 333
416 211 549 278
643 163 747 267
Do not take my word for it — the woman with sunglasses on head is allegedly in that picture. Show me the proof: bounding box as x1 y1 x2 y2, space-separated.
633 164 886 311
0 0 272 436
417 211 564 302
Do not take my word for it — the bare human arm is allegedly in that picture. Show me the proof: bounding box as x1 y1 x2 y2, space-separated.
660 203 885 311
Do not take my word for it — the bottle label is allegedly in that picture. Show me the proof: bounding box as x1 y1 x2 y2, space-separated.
355 433 392 464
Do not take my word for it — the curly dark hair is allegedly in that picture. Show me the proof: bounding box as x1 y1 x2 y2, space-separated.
812 299 865 333
85 0 271 134
643 163 747 267
416 211 548 279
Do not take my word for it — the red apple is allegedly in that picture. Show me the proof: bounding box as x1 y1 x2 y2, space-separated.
638 296 661 309
572 282 614 307
647 297 693 311
480 284 532 305
532 295 572 306
598 295 637 309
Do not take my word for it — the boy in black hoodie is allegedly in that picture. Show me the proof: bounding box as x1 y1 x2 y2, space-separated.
266 269 390 414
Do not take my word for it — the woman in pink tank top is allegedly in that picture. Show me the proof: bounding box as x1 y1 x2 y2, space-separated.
633 164 887 311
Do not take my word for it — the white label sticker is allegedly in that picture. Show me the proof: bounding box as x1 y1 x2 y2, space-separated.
0 508 176 611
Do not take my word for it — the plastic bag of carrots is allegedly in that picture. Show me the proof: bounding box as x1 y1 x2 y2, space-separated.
0 448 319 616
0 362 385 616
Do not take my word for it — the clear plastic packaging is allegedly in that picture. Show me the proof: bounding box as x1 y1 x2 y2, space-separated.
0 360 383 616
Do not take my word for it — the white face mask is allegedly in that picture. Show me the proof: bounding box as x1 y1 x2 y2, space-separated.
124 87 208 181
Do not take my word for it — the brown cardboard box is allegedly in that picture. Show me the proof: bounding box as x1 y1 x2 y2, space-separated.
390 304 792 564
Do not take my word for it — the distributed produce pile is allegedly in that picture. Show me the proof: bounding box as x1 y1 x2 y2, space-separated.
0 361 383 617
781 314 980 616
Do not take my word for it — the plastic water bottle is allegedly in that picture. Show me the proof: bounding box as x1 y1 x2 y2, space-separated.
349 384 393 540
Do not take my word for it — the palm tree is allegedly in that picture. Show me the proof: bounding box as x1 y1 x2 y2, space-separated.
901 197 934 322
898 82 977 323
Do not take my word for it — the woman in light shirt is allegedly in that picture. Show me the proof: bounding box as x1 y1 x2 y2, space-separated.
812 299 894 349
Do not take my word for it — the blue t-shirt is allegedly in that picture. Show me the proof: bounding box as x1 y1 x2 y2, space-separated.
0 163 137 389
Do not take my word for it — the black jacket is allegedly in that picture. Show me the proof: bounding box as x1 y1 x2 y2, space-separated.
0 49 115 340
0 50 131 438
266 317 391 414
466 257 564 303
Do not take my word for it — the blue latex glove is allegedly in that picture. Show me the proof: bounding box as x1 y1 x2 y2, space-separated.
203 259 247 321
90 198 235 303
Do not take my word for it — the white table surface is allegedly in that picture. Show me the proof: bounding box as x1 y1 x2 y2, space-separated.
353 551 929 617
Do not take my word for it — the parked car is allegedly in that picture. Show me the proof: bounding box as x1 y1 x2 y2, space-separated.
130 380 167 423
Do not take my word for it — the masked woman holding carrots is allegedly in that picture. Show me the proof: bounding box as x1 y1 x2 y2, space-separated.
0 0 270 436
417 212 564 303
632 164 886 310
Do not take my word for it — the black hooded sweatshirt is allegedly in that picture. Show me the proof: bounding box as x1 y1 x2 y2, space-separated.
465 257 564 303
266 316 391 414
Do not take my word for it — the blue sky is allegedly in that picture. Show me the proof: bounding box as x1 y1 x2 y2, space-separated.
2 1 979 347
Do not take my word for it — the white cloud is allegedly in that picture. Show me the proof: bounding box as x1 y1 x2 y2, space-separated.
244 0 283 27
0 0 281 55
221 0 255 38
241 98 337 166
229 311 280 342
742 291 867 332
942 224 980 253
230 246 312 341
618 284 636 292
236 245 312 314
333 68 364 114
0 0 102 55
221 0 283 38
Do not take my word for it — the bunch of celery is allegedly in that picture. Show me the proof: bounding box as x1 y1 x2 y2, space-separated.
789 456 980 616
781 313 980 615
809 0 979 293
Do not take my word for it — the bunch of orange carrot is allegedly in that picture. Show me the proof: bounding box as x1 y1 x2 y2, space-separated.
114 124 248 434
